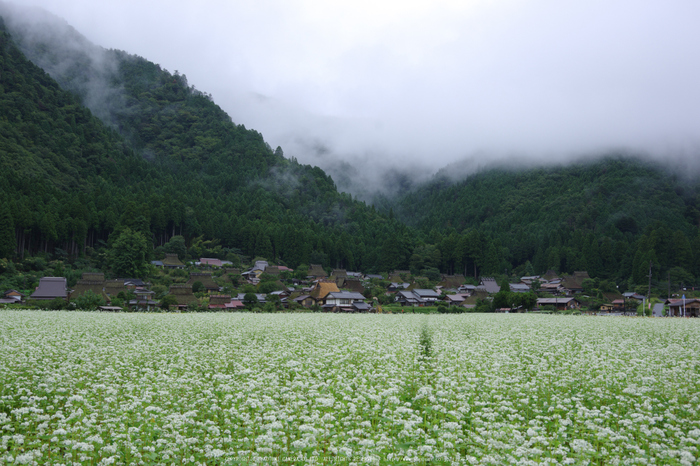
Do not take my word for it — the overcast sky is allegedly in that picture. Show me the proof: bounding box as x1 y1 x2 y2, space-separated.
18 0 700 175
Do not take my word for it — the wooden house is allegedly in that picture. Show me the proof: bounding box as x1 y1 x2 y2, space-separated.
104 279 127 301
168 285 198 308
308 264 328 279
667 299 700 317
536 297 581 311
305 280 339 306
70 273 107 301
30 277 69 301
162 253 185 269
323 291 369 312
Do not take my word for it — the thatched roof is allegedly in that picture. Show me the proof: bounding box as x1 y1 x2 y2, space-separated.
104 279 127 297
163 253 185 268
209 295 232 306
308 264 327 278
561 271 590 291
71 283 107 300
439 275 465 288
168 285 198 305
338 278 364 293
71 273 107 300
389 270 411 282
186 273 219 291
330 269 347 279
310 281 339 300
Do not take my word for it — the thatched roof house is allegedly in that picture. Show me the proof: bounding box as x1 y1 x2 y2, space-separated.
71 273 107 300
309 280 340 304
308 264 327 278
104 279 128 299
163 253 185 268
168 285 198 306
186 273 219 291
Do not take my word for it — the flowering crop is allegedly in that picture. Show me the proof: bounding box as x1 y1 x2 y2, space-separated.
1 311 699 465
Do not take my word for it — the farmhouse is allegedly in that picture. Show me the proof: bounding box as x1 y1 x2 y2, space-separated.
30 277 69 301
162 253 185 269
0 289 24 304
71 273 107 301
168 285 198 309
667 299 700 317
186 272 219 291
536 297 581 311
395 289 440 307
322 291 369 312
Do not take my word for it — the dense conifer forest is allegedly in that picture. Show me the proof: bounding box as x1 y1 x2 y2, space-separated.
1 9 699 296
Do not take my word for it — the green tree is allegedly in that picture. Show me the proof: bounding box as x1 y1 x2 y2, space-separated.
163 235 187 260
519 292 538 312
108 228 148 278
72 289 105 311
0 202 15 259
243 292 258 309
192 281 205 293
160 294 179 311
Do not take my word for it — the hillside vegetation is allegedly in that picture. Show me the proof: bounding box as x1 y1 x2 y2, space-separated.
389 158 700 285
0 14 412 275
1 7 699 294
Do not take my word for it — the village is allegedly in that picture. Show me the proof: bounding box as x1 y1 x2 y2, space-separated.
2 253 696 317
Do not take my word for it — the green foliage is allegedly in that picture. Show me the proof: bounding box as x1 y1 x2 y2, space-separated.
0 201 14 259
160 294 178 311
72 289 105 311
108 228 148 278
3 14 700 296
243 292 258 309
191 281 204 293
163 236 187 260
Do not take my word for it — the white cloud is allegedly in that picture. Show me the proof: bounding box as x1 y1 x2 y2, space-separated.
15 0 700 184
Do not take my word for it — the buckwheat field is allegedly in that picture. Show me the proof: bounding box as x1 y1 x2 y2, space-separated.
1 312 699 465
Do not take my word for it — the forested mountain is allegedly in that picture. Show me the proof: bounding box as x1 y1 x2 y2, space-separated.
0 12 412 273
386 157 700 285
1 5 699 293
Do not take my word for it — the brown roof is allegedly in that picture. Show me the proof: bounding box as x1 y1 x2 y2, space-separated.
71 273 107 300
209 295 232 306
310 281 340 300
561 271 590 291
309 264 327 278
186 273 219 291
439 275 465 288
168 285 198 305
341 278 364 293
163 253 185 267
330 269 347 278
104 279 127 296
71 282 108 301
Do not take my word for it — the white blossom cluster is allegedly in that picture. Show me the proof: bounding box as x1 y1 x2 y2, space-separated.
1 311 699 465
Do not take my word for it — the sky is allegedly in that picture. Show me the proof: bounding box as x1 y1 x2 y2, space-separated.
15 0 700 185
